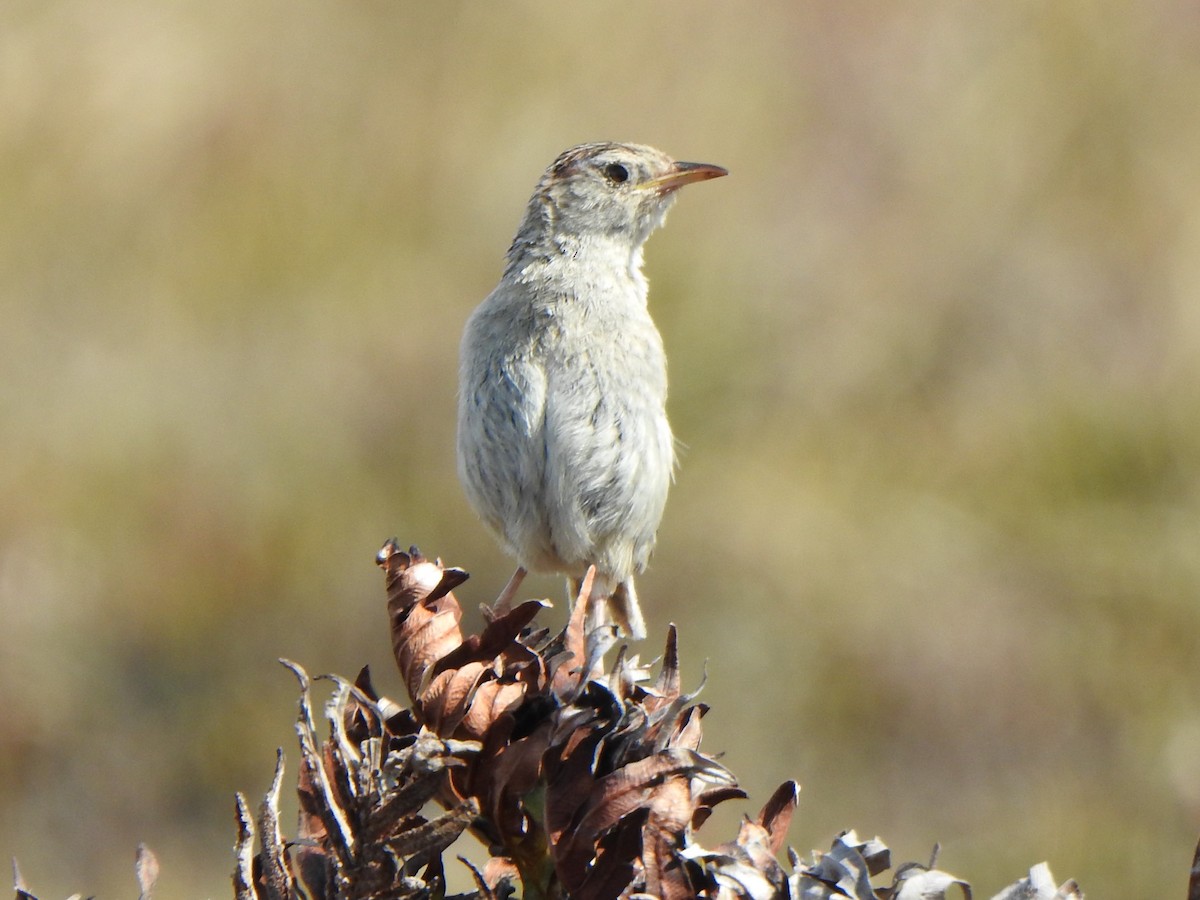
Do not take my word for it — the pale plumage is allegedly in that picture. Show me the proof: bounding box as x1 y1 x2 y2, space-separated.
457 142 726 640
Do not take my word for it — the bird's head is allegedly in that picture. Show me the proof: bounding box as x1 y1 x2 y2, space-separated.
520 142 727 251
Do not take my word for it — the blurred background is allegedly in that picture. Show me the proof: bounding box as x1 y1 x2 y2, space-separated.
4 1 1200 896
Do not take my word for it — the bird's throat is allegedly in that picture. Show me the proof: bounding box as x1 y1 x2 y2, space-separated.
507 231 649 304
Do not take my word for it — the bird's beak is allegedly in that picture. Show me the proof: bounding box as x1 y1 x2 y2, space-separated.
639 161 728 195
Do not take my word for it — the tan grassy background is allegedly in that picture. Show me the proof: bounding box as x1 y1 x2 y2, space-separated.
4 1 1200 896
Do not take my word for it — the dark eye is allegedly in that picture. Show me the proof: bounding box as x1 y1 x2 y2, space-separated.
603 163 630 184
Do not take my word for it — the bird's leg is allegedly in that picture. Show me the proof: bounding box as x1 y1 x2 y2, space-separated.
587 591 609 636
607 580 647 642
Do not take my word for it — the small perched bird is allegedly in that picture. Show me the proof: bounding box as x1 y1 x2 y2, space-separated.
457 142 727 640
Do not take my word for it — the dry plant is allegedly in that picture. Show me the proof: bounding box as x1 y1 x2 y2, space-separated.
13 541 1111 899
227 541 1084 900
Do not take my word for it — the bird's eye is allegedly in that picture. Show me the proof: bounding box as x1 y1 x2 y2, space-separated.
603 163 630 184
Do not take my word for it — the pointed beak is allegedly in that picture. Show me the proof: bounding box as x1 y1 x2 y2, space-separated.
639 161 728 195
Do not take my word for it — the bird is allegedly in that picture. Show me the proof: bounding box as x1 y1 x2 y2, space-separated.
456 142 727 641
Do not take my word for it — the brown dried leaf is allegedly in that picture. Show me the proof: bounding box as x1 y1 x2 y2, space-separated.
460 678 529 740
646 625 681 713
568 809 647 899
419 662 489 734
666 704 707 752
295 744 329 847
645 776 695 836
386 801 479 864
379 541 472 702
544 723 609 841
691 784 749 831
377 542 455 608
394 602 467 701
558 749 713 882
640 820 695 900
756 780 799 855
434 598 549 675
547 570 594 700
366 773 452 847
476 722 552 840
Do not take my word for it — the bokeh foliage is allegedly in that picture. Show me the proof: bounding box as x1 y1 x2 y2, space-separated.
3 1 1200 896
